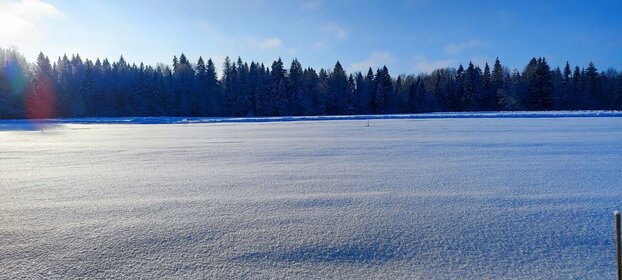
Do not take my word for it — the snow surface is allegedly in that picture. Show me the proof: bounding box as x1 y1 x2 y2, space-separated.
1 110 621 130
1 114 622 279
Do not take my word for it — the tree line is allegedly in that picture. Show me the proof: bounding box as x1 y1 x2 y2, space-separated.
1 47 621 119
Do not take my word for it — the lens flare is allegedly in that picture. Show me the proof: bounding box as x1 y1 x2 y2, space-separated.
25 74 57 123
5 57 28 95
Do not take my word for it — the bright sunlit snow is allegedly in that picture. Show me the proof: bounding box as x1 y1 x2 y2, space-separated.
1 114 622 279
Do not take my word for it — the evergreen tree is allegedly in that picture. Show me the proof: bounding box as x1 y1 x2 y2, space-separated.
550 66 563 109
491 58 505 110
268 58 286 116
288 59 304 115
353 72 370 114
584 62 600 109
571 66 584 109
80 60 96 116
450 64 464 111
194 56 209 116
222 57 237 116
561 62 572 109
525 58 553 110
416 77 429 112
463 62 483 111
363 68 375 113
205 58 222 116
2 47 622 119
345 74 356 114
406 78 417 113
26 52 57 119
316 68 329 115
235 58 252 116
302 67 319 115
432 70 447 111
327 61 349 115
481 62 493 110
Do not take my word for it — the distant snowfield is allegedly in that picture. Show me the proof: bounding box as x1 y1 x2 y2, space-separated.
1 110 622 130
1 113 622 279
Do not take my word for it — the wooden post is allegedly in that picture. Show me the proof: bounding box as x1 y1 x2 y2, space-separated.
615 211 621 280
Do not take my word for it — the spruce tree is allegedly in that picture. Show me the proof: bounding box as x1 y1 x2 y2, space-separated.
345 74 356 115
27 52 57 119
328 61 348 115
482 62 493 110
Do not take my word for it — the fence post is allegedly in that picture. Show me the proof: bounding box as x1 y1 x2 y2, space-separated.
615 211 621 280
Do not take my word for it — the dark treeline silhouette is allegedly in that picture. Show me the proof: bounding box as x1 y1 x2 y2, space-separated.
1 47 621 119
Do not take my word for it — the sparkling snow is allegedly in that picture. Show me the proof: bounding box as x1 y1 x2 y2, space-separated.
1 115 622 279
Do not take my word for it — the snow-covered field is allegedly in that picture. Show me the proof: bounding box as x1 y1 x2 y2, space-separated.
1 114 622 279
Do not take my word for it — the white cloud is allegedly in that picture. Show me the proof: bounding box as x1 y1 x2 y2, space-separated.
311 41 325 51
196 21 283 55
350 51 397 72
444 39 481 54
195 20 223 39
0 0 62 37
303 0 322 11
250 37 283 51
414 56 456 73
324 21 348 40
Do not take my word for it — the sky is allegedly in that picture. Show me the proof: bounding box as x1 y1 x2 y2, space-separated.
1 0 621 75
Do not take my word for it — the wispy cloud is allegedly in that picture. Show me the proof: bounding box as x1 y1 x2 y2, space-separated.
195 20 227 44
444 39 481 55
324 21 348 40
0 0 62 37
250 37 283 51
414 56 456 73
196 20 283 53
311 41 325 51
302 0 322 11
350 51 396 72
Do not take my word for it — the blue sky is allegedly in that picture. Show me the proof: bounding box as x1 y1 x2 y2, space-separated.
1 0 620 74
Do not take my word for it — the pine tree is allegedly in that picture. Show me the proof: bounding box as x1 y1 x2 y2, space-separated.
222 57 236 116
462 62 482 111
433 70 447 111
482 62 493 110
407 79 417 113
235 58 252 116
194 56 208 116
550 66 563 110
288 59 304 115
394 75 405 112
26 52 57 119
172 53 195 116
416 77 428 112
268 58 286 116
561 62 572 109
353 72 370 114
373 66 392 114
327 61 348 115
302 67 319 115
316 68 329 115
364 68 375 113
491 58 505 110
449 64 464 111
526 58 552 110
345 74 356 114
80 60 96 116
3 48 622 119
584 62 600 109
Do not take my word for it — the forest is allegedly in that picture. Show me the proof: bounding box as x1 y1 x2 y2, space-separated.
1 47 621 119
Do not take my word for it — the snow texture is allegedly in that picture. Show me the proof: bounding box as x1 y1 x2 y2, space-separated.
1 113 622 279
1 110 621 130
